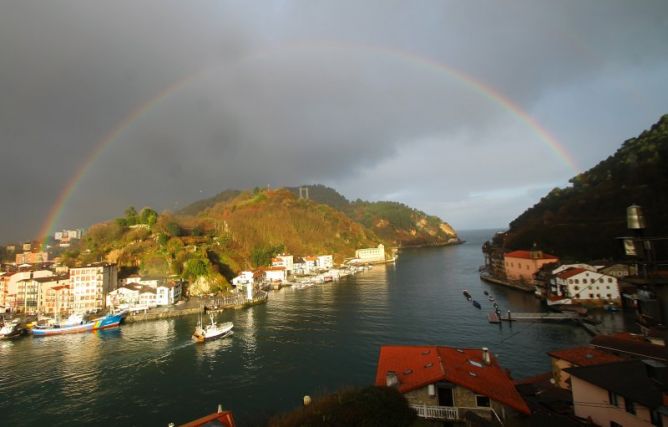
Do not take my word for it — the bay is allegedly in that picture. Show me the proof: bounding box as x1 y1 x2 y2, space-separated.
0 229 632 426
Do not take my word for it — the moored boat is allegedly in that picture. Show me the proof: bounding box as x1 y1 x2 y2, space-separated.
31 312 126 337
0 319 24 340
462 290 472 300
472 300 481 309
488 311 501 324
192 313 234 343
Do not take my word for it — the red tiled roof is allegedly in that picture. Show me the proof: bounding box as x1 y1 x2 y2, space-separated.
375 345 530 414
505 250 558 260
180 409 236 427
548 346 623 367
556 268 587 280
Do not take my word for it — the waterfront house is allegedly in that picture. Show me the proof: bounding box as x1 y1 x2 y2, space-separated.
504 248 559 284
566 360 668 427
316 255 333 270
264 266 287 283
35 275 71 316
552 268 621 305
232 271 254 288
70 263 118 313
547 346 624 389
156 281 181 306
5 269 54 313
271 255 294 274
354 244 386 263
375 345 530 424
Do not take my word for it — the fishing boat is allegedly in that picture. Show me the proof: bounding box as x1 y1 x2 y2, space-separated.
0 319 24 340
488 296 495 302
462 290 472 300
192 313 233 343
488 311 501 324
31 311 126 336
472 300 481 309
483 290 489 296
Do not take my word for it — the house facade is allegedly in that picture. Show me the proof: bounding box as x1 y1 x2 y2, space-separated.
70 263 118 313
271 255 294 274
36 275 71 316
355 244 385 263
264 267 286 282
317 255 333 270
504 249 559 283
552 268 621 305
156 281 181 306
375 345 530 424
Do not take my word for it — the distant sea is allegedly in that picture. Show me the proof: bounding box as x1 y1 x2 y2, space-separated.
0 229 634 426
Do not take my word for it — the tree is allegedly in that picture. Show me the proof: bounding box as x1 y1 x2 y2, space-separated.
139 207 158 227
125 206 138 226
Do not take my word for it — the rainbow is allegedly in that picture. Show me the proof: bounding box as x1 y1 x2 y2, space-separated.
38 41 579 243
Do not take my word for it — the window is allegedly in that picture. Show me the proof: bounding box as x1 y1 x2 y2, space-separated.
583 279 588 284
589 293 594 298
608 278 613 283
599 278 604 283
625 398 636 415
476 395 490 407
575 279 579 284
574 286 580 291
608 391 618 406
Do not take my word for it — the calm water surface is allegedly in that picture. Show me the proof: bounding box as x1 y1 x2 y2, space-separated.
0 230 633 426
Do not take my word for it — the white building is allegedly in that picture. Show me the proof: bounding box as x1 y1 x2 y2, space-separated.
156 281 182 306
551 264 599 275
70 263 118 313
106 283 157 309
264 267 287 282
552 268 621 304
119 275 163 288
271 255 294 274
354 244 385 263
232 271 254 288
316 255 333 270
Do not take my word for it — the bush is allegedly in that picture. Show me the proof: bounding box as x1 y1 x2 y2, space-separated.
267 386 416 427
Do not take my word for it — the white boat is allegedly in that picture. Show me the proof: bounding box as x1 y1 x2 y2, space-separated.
0 319 23 340
192 313 233 343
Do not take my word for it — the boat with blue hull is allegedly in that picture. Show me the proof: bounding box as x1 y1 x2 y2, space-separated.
31 312 126 336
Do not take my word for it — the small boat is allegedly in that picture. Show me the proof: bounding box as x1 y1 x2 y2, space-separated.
472 300 481 309
483 290 489 296
0 319 24 340
192 313 233 343
462 290 472 300
488 296 495 302
604 303 620 312
31 312 126 337
488 311 501 324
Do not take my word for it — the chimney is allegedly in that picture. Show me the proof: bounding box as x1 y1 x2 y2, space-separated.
482 347 491 366
386 371 399 387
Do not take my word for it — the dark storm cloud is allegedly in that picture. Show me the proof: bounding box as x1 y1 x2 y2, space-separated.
1 1 667 240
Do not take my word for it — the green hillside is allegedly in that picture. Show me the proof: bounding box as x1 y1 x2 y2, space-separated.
62 186 458 295
499 114 668 260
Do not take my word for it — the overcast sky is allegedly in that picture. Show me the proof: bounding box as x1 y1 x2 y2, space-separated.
1 1 667 242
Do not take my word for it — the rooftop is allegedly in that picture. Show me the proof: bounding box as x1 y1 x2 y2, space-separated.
375 345 530 414
590 333 667 362
555 268 587 280
547 346 623 366
505 250 558 261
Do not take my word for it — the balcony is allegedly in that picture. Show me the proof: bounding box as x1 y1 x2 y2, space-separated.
410 404 502 424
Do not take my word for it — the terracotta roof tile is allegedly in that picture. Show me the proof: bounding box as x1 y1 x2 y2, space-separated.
375 345 530 415
555 268 587 280
548 346 623 366
505 250 558 260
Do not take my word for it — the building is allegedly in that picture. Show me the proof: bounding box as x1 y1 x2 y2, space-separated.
264 267 286 283
598 263 637 278
375 345 530 424
355 244 386 263
566 360 668 427
590 333 667 363
15 252 48 265
232 271 254 288
156 281 181 306
271 255 294 274
70 263 118 313
4 269 54 313
547 346 623 389
106 283 157 309
504 249 559 284
316 255 333 270
15 278 41 314
552 268 621 305
34 275 71 315
54 229 84 247
119 275 163 288
303 256 317 273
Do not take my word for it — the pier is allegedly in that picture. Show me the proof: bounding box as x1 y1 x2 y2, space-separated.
479 273 534 293
500 311 579 322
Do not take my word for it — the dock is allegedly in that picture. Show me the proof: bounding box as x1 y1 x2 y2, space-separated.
479 273 534 293
500 312 579 322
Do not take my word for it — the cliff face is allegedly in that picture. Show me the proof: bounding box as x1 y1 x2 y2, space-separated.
499 114 668 260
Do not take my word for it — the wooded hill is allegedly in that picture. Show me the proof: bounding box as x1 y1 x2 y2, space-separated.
497 114 668 261
62 186 458 295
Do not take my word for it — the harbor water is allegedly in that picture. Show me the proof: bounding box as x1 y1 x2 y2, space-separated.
0 230 633 426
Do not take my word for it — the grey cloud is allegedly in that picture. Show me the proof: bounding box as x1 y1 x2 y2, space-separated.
1 1 667 240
